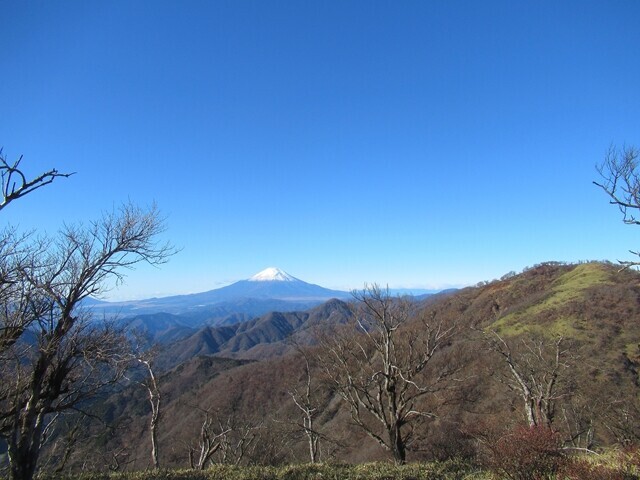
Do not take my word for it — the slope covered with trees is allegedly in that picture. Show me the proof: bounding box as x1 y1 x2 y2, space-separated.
40 261 640 472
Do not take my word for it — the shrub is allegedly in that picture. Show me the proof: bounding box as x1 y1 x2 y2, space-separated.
425 425 477 462
559 458 626 480
480 425 564 480
617 444 640 479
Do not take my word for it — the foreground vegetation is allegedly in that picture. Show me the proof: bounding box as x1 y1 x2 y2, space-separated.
34 453 640 480
37 460 487 480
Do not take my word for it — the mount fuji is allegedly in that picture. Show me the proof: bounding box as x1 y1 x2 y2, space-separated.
184 267 347 303
89 268 350 318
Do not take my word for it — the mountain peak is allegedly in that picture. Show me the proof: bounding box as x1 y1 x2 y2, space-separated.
248 267 298 282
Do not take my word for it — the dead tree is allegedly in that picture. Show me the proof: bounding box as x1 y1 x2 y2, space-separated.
0 203 173 480
560 395 598 452
288 347 321 463
137 358 161 469
317 285 459 464
187 409 230 470
488 331 571 428
217 415 262 466
185 405 263 467
594 145 640 267
601 396 640 445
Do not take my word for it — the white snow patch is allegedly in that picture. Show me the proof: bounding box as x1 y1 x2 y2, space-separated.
249 267 297 282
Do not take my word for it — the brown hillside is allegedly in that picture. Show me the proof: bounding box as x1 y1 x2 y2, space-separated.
47 262 640 471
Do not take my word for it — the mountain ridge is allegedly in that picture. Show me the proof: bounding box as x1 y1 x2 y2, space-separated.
88 268 350 317
155 298 353 369
64 261 640 469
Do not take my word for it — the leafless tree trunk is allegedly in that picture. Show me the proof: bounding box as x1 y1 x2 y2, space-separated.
137 359 161 469
217 415 263 466
317 285 460 464
560 398 596 452
288 348 320 463
36 414 82 474
3 322 131 480
601 396 640 445
488 331 570 428
187 409 230 470
185 406 263 467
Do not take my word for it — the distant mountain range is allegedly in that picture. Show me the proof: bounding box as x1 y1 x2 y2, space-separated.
154 298 354 370
88 267 350 316
86 268 449 341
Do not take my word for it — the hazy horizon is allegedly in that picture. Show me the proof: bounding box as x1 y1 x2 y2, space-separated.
93 266 460 302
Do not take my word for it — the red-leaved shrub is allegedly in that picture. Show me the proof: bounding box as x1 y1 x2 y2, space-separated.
620 444 640 470
559 458 626 480
481 425 564 480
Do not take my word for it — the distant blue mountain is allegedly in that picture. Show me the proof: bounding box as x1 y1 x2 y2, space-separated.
174 267 348 303
388 288 442 296
87 267 349 317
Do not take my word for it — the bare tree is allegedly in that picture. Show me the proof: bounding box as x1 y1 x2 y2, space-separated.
560 394 598 452
0 149 73 212
317 285 459 464
0 203 173 480
187 408 230 470
124 334 163 469
594 145 640 267
601 396 640 446
136 357 161 469
592 145 640 446
487 331 571 428
216 414 263 466
182 400 265 468
288 347 321 463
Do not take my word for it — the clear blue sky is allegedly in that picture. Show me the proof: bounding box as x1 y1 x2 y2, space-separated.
2 1 639 300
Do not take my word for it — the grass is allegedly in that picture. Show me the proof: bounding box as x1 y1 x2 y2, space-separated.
37 460 490 480
560 446 640 479
34 454 640 480
490 263 613 337
625 342 640 361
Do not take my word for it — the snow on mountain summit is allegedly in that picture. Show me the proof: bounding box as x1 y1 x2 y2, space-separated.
248 267 298 282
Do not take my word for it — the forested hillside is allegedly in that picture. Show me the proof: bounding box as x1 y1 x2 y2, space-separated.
41 261 640 473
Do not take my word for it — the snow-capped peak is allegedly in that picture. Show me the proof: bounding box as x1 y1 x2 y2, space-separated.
248 267 298 282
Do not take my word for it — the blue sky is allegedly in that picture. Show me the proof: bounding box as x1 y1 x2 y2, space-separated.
2 1 639 300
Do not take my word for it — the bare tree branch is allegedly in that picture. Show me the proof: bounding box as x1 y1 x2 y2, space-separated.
0 149 73 212
594 145 640 268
